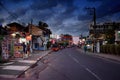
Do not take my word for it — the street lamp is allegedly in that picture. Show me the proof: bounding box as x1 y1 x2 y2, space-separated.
11 33 16 57
11 33 16 38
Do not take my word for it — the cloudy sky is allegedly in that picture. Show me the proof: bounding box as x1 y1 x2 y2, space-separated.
0 0 120 36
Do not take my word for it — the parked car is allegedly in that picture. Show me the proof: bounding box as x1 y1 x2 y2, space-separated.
51 44 59 51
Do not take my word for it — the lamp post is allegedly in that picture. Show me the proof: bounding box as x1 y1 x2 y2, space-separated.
85 7 96 53
11 33 16 57
29 19 33 54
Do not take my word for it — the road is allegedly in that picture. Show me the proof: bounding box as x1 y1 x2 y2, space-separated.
21 47 120 80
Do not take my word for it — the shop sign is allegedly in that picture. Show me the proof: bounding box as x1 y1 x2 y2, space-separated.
26 35 32 41
19 38 26 43
14 44 23 58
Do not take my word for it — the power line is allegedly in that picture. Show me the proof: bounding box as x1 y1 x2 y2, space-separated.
0 1 18 19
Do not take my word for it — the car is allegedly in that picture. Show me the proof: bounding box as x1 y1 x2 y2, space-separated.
51 44 59 51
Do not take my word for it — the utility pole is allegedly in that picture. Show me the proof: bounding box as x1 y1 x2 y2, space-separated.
85 7 96 26
29 19 33 54
85 7 96 53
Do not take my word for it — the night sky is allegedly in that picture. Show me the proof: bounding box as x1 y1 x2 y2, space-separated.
0 0 120 36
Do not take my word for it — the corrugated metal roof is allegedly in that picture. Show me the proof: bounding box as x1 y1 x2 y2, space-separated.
31 25 43 36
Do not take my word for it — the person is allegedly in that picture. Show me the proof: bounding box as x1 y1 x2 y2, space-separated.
84 44 87 53
22 42 26 58
26 43 30 57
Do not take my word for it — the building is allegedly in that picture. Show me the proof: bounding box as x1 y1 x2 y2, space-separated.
26 24 52 50
89 22 120 52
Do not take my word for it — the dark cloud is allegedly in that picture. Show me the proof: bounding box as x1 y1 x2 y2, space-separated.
31 9 54 21
87 0 120 18
87 0 104 2
17 7 28 15
0 0 120 36
0 19 5 23
78 14 92 21
30 0 74 10
62 5 77 15
0 0 26 3
30 0 58 10
96 0 120 18
78 0 120 23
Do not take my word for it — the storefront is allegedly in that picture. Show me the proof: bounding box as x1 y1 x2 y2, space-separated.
1 36 9 60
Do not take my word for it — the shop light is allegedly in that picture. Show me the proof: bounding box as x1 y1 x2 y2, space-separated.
11 33 16 38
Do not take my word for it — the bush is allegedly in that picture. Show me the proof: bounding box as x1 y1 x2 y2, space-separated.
115 44 120 55
100 45 103 53
100 44 120 55
100 45 106 53
109 44 115 54
106 44 111 54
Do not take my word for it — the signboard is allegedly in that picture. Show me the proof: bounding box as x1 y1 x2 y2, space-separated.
1 37 9 60
26 35 32 41
115 31 120 41
14 44 23 58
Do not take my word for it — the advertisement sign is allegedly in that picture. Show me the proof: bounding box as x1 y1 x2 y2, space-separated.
115 31 120 41
1 37 9 60
26 35 32 41
14 44 23 58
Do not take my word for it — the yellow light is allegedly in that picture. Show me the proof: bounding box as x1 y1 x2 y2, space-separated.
87 44 90 46
11 33 16 37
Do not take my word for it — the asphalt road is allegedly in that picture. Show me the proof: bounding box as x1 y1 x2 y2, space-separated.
22 47 120 80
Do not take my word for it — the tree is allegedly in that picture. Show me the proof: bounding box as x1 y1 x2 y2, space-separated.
38 21 52 48
105 29 115 44
38 21 52 35
38 21 48 30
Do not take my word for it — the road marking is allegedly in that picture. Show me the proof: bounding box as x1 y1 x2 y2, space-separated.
70 55 102 80
72 57 79 64
85 68 102 80
68 54 80 64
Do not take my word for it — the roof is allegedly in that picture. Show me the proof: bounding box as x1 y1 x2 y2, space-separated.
31 25 43 36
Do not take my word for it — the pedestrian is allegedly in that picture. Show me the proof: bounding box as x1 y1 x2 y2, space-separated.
27 43 30 57
84 44 87 53
22 42 26 58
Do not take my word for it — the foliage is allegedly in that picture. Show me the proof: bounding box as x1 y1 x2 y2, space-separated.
109 44 115 54
38 21 52 35
100 45 105 53
106 44 111 53
100 44 120 55
115 44 120 55
38 21 48 30
105 29 115 44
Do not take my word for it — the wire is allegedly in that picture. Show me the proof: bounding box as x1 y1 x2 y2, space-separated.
0 1 18 19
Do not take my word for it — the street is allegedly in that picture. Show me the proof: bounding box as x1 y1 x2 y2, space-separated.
20 47 120 80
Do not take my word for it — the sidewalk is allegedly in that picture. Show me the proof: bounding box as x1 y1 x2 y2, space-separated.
0 50 51 79
79 49 120 62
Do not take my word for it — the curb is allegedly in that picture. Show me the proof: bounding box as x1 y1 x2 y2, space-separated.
92 53 120 63
86 51 120 63
17 50 52 78
77 49 120 63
